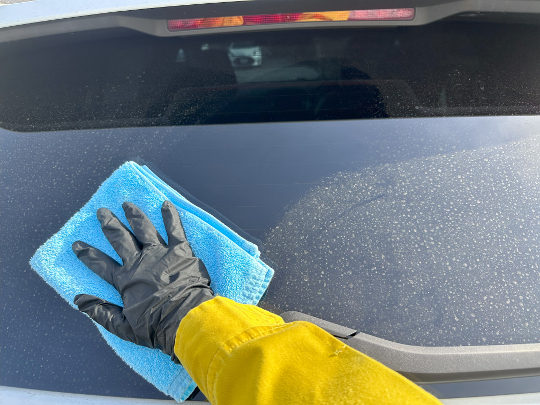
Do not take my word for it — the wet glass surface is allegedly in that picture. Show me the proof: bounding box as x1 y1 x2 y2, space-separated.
1 116 540 396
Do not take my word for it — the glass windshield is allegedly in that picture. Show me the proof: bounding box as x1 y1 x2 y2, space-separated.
1 17 540 132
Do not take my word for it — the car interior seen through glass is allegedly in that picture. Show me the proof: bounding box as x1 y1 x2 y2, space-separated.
1 17 540 132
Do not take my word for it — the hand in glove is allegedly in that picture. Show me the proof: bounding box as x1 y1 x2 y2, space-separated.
72 201 214 362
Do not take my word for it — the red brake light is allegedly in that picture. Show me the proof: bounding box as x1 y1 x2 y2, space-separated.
348 8 415 21
243 13 302 25
167 8 415 31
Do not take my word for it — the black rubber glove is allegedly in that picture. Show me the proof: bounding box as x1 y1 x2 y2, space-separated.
72 201 214 362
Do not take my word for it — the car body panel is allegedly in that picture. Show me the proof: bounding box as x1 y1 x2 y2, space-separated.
2 0 540 35
2 385 540 404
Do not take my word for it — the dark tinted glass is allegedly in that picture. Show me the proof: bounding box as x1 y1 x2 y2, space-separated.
1 18 540 132
2 117 540 398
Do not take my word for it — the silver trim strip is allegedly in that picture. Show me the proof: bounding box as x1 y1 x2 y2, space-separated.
443 393 540 405
0 385 206 404
1 385 539 404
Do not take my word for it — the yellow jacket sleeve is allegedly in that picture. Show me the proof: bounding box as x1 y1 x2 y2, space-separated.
174 296 442 405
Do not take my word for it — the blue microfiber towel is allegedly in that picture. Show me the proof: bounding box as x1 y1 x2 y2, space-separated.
30 161 274 402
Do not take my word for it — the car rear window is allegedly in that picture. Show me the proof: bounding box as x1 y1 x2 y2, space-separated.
1 17 540 132
3 117 540 397
1 13 540 400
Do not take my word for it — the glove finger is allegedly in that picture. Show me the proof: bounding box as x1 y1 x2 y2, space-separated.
97 207 141 263
72 241 120 288
122 202 165 247
74 294 137 343
161 201 194 256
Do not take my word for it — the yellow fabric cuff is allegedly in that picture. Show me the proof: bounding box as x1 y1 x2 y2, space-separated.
174 296 285 395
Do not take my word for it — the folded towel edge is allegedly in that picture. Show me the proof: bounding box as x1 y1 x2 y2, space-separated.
134 162 260 258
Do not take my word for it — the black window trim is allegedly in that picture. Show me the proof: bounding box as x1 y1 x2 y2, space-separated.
281 311 540 384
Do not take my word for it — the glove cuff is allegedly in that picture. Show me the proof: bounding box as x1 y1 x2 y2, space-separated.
159 286 214 362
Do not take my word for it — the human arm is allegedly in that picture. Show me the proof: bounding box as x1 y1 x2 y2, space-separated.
73 201 442 405
175 296 442 405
